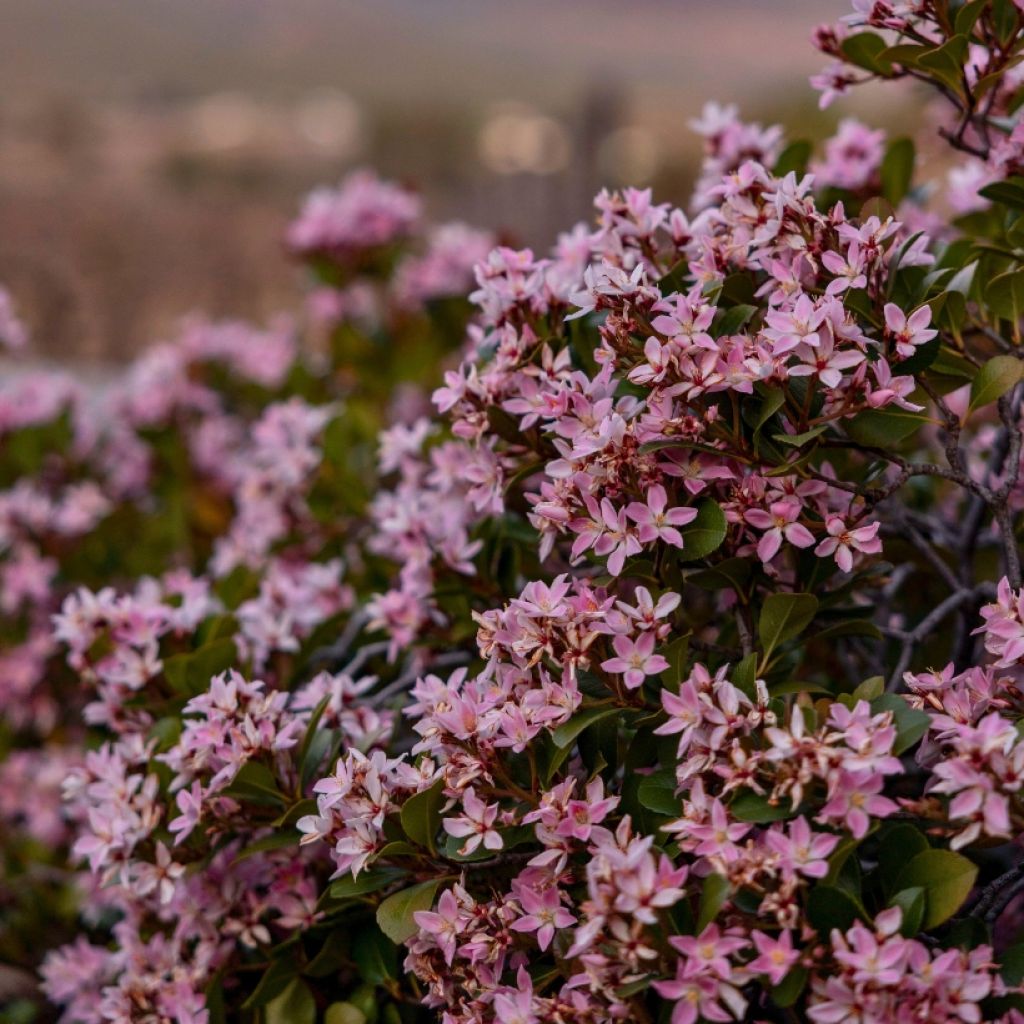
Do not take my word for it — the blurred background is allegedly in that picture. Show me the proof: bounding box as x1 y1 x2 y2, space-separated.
0 0 896 363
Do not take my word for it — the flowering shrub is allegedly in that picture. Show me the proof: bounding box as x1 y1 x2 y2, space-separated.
7 2 1024 1022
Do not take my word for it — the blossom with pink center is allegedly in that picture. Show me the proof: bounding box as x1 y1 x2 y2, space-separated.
763 817 839 879
748 930 800 985
413 888 463 964
554 778 619 841
442 787 503 855
822 242 868 294
814 515 882 572
744 498 816 563
883 303 937 360
509 885 576 951
601 631 670 689
167 780 204 845
626 485 698 547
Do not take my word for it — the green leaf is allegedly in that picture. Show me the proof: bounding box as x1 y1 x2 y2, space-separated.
978 176 1024 210
852 676 884 701
773 424 829 448
376 879 444 944
806 884 864 935
232 830 298 863
759 592 818 661
400 778 446 855
697 873 732 932
241 958 297 1010
917 34 969 96
771 966 809 1008
878 824 930 894
636 769 680 816
730 789 791 823
715 303 757 337
163 637 238 696
326 1004 367 1024
677 498 727 562
328 867 406 902
841 32 893 74
1001 942 1024 986
881 137 915 205
955 0 989 36
296 694 331 777
773 140 812 178
265 978 315 1024
352 926 398 986
745 385 785 433
222 760 287 806
730 651 759 700
985 269 1024 323
930 345 976 381
687 557 751 593
894 849 978 929
811 618 882 642
551 707 620 749
845 407 927 447
889 886 926 937
968 355 1023 416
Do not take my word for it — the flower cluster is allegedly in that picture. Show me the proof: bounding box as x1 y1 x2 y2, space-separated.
8 4 1024 1023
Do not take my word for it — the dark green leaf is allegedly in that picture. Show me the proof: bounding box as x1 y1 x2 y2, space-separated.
889 886 926 936
985 269 1024 324
845 407 927 447
551 707 620 750
771 966 808 1008
636 769 680 816
968 355 1023 415
806 885 864 935
352 926 398 986
326 1004 367 1024
677 498 727 562
697 873 731 932
881 138 915 205
400 778 446 855
759 592 818 660
730 790 791 823
265 978 315 1024
894 849 978 928
376 879 444 944
841 32 893 73
773 140 813 178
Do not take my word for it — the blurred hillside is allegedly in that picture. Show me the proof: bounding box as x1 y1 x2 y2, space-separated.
0 0 884 363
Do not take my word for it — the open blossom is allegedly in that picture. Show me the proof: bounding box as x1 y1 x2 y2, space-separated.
748 930 800 985
626 485 698 547
510 885 576 951
744 498 815 563
883 303 937 360
601 631 669 689
814 515 882 572
442 788 503 855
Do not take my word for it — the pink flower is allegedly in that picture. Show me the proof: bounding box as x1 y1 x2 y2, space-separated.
509 885 576 951
554 778 619 841
748 930 800 985
883 303 937 360
814 515 882 572
413 888 462 964
443 788 503 855
822 242 868 294
626 485 698 547
601 631 669 689
744 498 816 563
168 780 204 845
763 817 838 879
